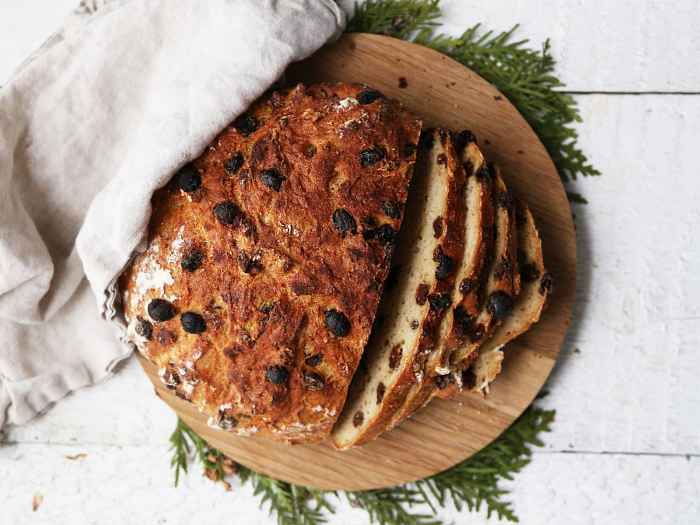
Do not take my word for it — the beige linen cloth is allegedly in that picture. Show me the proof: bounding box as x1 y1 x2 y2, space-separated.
0 0 346 429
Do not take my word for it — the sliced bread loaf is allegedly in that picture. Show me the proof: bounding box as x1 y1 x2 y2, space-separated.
468 201 551 392
434 166 521 398
388 133 494 424
331 129 466 449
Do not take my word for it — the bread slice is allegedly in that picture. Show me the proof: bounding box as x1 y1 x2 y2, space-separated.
433 166 521 398
120 83 422 443
331 129 467 449
468 201 551 392
388 133 494 424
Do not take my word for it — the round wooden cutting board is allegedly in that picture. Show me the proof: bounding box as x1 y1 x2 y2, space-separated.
139 33 576 491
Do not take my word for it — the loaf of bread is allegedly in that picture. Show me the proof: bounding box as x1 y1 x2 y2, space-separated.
120 82 422 443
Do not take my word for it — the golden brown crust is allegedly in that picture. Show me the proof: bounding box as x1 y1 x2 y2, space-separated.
335 128 467 448
120 83 421 443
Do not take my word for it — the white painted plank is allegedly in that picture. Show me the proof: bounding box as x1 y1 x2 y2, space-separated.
1 445 698 524
540 94 700 454
339 0 700 92
2 1 700 91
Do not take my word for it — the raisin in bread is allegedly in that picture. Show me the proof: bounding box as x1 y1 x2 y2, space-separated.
120 82 422 443
434 166 521 398
389 132 493 424
331 129 466 449
468 201 551 392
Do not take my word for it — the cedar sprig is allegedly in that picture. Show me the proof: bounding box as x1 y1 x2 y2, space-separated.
169 404 554 524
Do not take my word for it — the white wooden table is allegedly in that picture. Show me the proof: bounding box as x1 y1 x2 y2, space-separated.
1 1 699 523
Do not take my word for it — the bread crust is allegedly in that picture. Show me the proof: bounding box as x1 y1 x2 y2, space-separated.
331 129 467 448
120 83 421 443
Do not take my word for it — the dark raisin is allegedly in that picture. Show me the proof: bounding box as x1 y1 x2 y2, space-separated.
359 146 385 167
305 353 323 367
214 201 241 225
134 317 153 340
258 302 274 314
265 365 289 385
461 368 477 390
540 272 554 295
148 299 175 322
233 114 258 136
303 371 325 391
403 143 417 158
434 247 455 280
181 312 206 334
363 224 397 245
303 144 317 158
332 208 357 234
435 374 453 390
176 164 201 192
454 130 476 150
459 278 476 295
219 415 238 430
181 250 204 272
415 284 430 305
437 153 447 165
224 153 244 174
470 324 485 342
260 168 285 191
324 309 351 337
352 411 364 427
453 306 473 336
486 291 514 320
433 217 444 238
356 89 384 104
521 262 540 283
376 382 386 403
410 320 419 330
398 77 408 89
419 129 435 149
382 201 402 219
428 293 452 311
389 344 403 369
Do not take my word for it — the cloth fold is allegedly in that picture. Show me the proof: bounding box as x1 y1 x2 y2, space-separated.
0 0 346 429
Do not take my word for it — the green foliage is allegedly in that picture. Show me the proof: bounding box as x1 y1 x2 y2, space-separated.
169 405 554 525
350 0 600 183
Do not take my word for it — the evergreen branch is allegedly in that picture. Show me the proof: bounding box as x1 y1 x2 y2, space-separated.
347 0 441 40
169 405 554 524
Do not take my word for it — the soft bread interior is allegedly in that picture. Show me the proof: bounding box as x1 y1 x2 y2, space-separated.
332 133 450 449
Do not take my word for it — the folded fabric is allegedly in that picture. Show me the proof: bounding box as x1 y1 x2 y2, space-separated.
0 0 346 429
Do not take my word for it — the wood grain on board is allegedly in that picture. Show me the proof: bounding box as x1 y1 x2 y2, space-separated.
139 33 576 491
